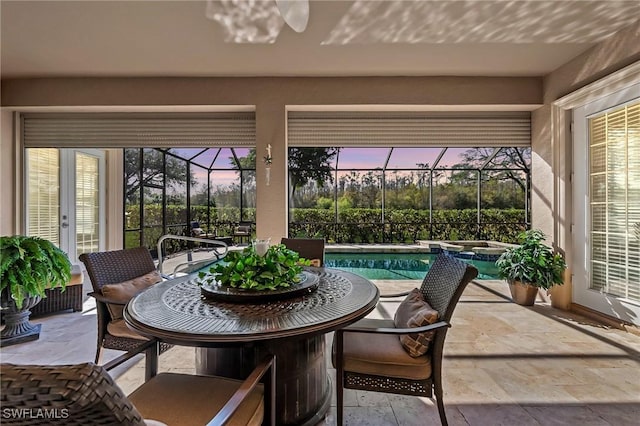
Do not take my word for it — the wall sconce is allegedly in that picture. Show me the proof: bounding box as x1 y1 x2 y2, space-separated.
263 144 273 186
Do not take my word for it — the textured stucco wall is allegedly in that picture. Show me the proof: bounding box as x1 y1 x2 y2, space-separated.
0 110 17 236
531 20 640 309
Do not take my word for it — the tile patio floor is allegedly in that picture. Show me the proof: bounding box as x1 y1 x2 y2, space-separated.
1 276 639 425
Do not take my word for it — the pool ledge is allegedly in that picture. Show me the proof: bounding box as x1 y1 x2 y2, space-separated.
325 244 432 254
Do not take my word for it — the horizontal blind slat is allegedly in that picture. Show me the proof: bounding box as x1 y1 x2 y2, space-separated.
23 113 256 148
288 111 531 147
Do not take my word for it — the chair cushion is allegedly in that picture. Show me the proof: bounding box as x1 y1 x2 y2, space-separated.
394 288 439 357
129 373 264 426
336 319 432 380
300 258 322 267
107 319 149 340
101 271 162 320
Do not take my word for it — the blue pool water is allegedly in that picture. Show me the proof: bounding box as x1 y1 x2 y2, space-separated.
324 252 500 280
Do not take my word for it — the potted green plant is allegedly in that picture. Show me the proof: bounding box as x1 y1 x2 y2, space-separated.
495 229 567 306
0 235 71 345
200 243 310 291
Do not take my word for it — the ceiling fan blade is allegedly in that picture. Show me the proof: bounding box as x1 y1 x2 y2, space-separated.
276 0 309 33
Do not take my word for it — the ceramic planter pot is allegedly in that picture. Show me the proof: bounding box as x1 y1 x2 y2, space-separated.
508 280 539 306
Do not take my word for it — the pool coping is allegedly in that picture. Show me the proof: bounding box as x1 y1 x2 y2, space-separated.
325 241 513 261
325 244 432 253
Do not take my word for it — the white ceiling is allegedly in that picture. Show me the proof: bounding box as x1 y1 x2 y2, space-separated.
1 0 639 79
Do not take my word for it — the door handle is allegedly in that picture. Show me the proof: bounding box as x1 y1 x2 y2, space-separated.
61 222 69 229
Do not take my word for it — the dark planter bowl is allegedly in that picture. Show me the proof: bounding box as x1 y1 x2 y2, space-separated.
1 293 43 346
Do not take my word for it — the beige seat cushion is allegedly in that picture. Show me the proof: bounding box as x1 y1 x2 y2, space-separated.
107 319 149 340
129 373 264 426
338 319 432 380
101 270 162 320
394 288 439 357
68 264 84 285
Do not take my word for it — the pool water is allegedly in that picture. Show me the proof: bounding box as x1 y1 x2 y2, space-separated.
324 252 500 280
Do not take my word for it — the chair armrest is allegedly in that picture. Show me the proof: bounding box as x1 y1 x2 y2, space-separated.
379 290 412 298
207 354 276 426
341 318 451 335
87 291 127 305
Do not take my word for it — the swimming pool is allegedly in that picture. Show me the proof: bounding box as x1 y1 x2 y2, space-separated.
324 252 500 280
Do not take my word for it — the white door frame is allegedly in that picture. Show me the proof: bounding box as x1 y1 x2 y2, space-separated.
61 149 107 262
572 84 640 324
26 148 106 263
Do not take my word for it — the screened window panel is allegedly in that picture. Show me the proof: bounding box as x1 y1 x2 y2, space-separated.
26 148 60 244
435 148 469 169
589 101 640 301
288 111 531 147
22 112 256 148
485 147 531 170
386 147 443 169
336 147 389 169
142 148 166 189
143 187 163 227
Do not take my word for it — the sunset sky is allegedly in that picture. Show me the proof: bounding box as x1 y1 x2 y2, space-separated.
172 147 528 187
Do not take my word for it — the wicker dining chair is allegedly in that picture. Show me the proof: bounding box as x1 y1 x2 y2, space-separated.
280 237 325 267
332 253 478 426
79 247 171 379
0 347 276 426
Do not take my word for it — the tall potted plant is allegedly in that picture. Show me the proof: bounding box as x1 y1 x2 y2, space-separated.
495 229 567 306
0 235 71 345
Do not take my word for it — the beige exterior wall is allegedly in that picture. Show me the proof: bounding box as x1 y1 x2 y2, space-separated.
0 76 541 245
0 109 17 236
531 21 640 309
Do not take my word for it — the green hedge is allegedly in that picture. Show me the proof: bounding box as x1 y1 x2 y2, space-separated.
125 204 256 253
125 204 526 250
289 208 526 243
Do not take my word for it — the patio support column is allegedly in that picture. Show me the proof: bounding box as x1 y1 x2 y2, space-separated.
255 102 287 242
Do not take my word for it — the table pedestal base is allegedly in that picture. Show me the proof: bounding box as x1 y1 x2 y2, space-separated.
196 334 330 425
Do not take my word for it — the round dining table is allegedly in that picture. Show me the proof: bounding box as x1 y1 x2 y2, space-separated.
124 267 379 425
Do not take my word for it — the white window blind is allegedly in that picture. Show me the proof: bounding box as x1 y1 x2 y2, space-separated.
75 152 100 258
589 101 640 302
22 112 256 148
288 111 531 147
26 148 60 244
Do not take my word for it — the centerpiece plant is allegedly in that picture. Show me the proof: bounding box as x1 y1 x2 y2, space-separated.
199 244 311 291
